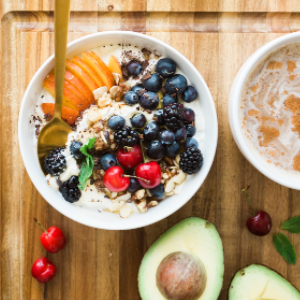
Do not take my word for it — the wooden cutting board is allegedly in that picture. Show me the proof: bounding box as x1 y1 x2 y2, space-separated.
2 1 300 299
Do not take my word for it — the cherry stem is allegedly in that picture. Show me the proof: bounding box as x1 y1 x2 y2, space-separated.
241 188 255 216
34 218 48 234
140 140 146 163
123 146 133 152
122 174 150 184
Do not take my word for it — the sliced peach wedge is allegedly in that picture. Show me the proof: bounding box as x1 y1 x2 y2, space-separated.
82 51 115 89
108 55 123 82
43 76 89 112
64 70 95 104
41 103 79 126
46 74 91 108
72 56 104 88
65 59 99 92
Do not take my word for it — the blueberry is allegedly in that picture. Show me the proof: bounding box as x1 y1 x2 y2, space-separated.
175 127 187 144
139 91 159 110
127 60 142 76
156 58 176 78
108 115 125 130
182 86 198 103
162 93 178 107
127 178 142 193
184 108 195 124
144 121 160 140
100 154 118 171
165 141 180 158
146 140 165 160
185 137 199 149
70 141 85 159
154 109 164 125
143 73 162 93
185 125 196 137
159 130 175 146
131 84 144 95
124 91 139 105
131 113 147 128
149 184 165 199
165 74 188 94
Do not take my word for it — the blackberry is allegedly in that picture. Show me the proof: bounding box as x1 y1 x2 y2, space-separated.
163 103 186 131
114 126 140 147
179 147 203 175
59 176 81 203
44 147 66 176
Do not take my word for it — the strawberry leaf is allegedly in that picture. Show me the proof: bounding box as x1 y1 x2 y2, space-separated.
273 233 297 265
281 216 300 233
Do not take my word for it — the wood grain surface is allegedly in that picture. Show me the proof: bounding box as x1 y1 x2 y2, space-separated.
2 1 300 300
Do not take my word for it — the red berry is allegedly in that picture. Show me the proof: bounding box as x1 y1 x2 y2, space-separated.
31 258 56 283
135 161 161 189
40 227 66 253
246 211 272 236
117 145 143 169
242 188 272 236
103 166 130 192
34 219 66 253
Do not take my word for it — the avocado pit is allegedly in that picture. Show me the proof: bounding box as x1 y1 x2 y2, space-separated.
156 251 207 300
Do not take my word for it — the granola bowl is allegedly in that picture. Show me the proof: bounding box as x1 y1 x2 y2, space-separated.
18 31 218 230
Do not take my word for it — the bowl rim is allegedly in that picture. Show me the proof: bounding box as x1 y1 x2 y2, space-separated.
228 31 300 190
18 31 218 229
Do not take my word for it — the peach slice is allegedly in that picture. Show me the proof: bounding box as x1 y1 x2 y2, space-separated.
47 74 91 107
65 59 99 92
64 70 95 104
108 55 123 82
82 51 115 89
72 56 104 88
41 103 79 126
43 77 89 112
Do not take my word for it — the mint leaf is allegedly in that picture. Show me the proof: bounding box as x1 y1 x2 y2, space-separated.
80 137 96 156
78 138 96 190
273 233 297 265
281 216 300 233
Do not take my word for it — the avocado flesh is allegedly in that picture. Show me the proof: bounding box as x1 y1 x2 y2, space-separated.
229 264 300 300
138 217 224 300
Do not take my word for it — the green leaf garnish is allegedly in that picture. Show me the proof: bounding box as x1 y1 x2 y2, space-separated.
78 138 96 190
273 233 297 265
80 137 96 156
281 216 300 233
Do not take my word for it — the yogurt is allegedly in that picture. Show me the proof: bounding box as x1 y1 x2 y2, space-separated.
33 44 205 217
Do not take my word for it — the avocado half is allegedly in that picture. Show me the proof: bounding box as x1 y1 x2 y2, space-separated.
229 264 300 300
138 217 224 300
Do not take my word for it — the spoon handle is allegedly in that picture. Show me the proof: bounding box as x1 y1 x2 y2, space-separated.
54 0 71 119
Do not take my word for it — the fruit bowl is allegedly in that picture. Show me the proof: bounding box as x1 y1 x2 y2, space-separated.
18 31 218 230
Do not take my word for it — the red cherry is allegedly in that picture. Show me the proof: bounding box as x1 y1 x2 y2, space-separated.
31 258 56 283
103 166 130 192
246 211 272 236
135 161 161 189
34 219 66 253
242 188 272 236
117 145 143 169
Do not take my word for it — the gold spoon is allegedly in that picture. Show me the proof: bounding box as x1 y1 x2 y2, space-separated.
38 0 72 173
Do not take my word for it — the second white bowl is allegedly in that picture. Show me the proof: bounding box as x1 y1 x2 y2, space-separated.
229 32 300 190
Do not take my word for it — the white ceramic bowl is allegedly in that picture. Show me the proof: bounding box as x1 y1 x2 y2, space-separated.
19 31 218 229
229 32 300 190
